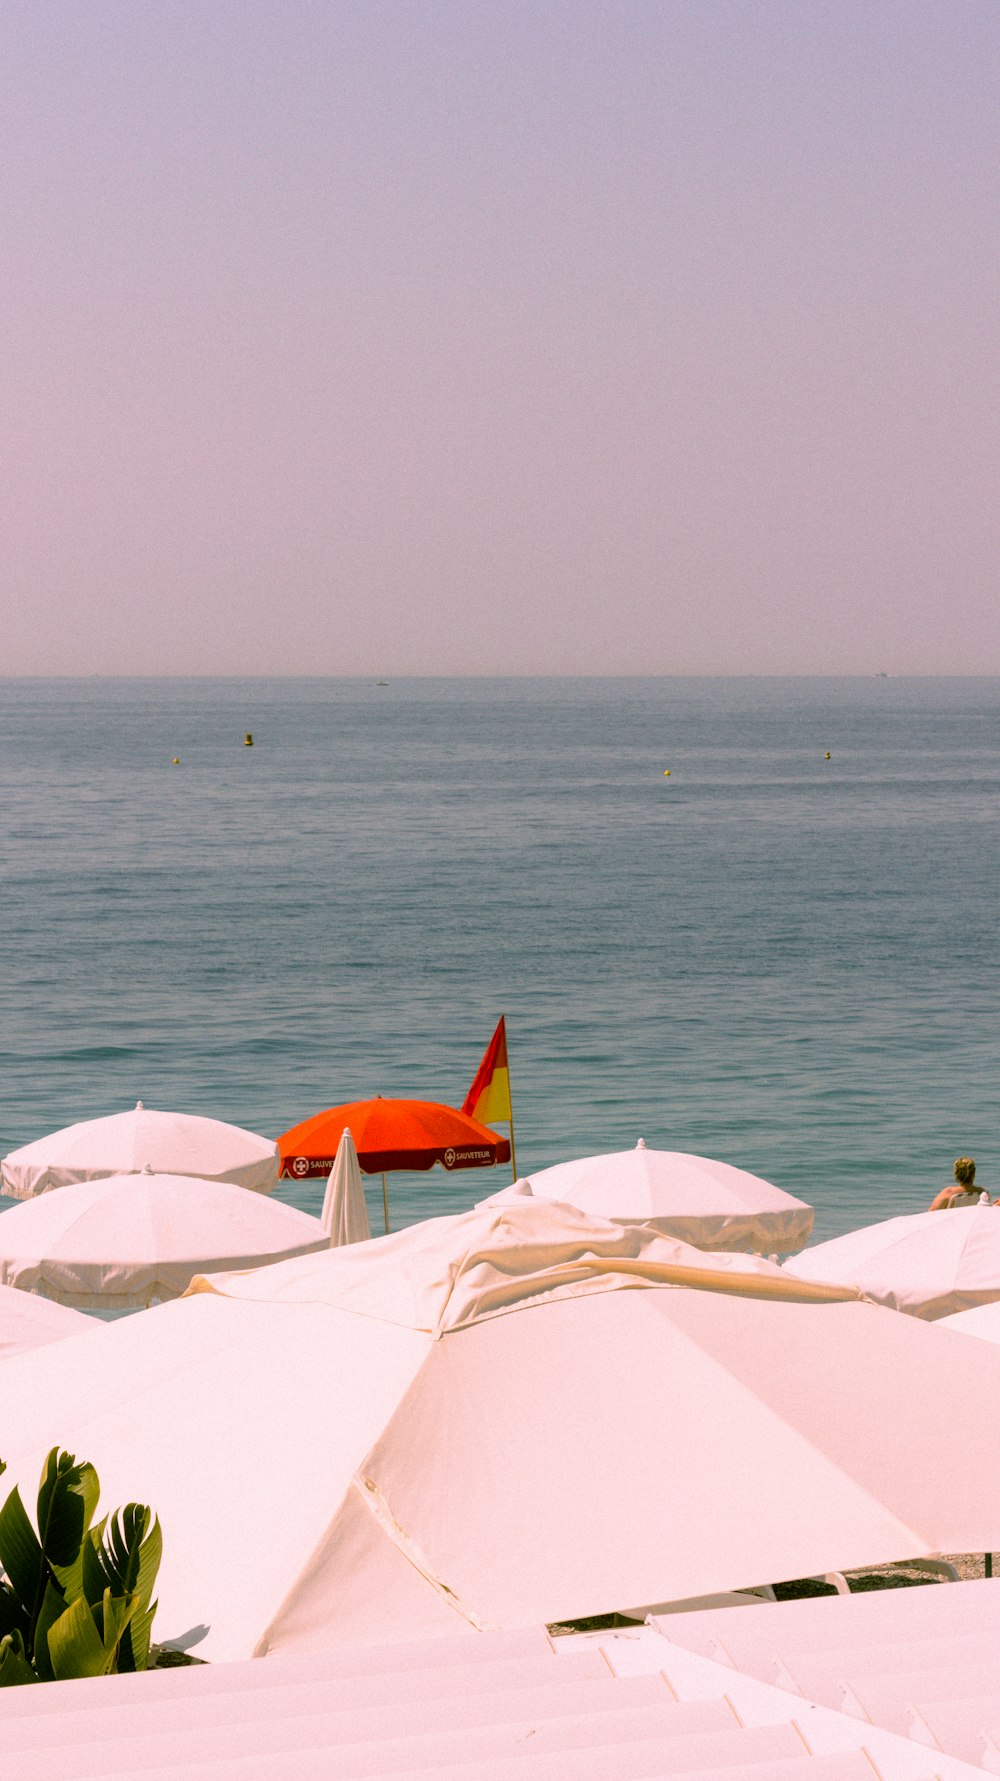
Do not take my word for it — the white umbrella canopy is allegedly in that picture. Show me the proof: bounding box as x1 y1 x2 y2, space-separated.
785 1205 1000 1320
0 1169 329 1310
939 1301 1000 1344
499 1140 813 1253
0 1284 91 1359
2 1200 1000 1665
1 1102 280 1200
320 1128 371 1246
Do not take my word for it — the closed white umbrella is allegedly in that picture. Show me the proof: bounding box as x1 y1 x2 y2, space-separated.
497 1141 813 1253
1 1200 998 1664
0 1168 328 1309
320 1128 371 1246
785 1205 1000 1320
1 1102 280 1200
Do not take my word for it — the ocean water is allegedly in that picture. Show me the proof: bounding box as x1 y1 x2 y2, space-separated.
1 676 997 1243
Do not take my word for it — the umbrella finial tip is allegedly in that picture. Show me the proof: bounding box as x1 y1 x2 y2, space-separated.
636 1138 646 1150
141 1162 153 1174
136 1100 144 1111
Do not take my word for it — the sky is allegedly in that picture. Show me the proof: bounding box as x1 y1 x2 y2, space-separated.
1 0 997 676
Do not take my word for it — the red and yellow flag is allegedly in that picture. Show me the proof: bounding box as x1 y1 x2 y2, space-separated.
462 1016 512 1125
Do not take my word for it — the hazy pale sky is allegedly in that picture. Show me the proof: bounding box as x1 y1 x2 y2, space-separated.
2 1 997 675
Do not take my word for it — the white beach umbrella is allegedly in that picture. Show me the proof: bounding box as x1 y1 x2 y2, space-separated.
0 1284 91 1358
0 1102 280 1200
2 1200 1000 1664
938 1301 1000 1344
320 1127 371 1246
0 1168 328 1309
785 1205 1000 1320
495 1141 813 1253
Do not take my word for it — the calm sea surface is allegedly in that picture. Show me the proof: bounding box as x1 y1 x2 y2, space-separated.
1 677 998 1243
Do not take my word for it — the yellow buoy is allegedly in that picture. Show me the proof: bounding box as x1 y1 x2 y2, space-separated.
172 757 180 765
662 769 671 777
244 733 253 747
824 751 831 760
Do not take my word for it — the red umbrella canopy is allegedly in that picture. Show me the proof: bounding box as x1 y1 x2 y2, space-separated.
278 1098 511 1180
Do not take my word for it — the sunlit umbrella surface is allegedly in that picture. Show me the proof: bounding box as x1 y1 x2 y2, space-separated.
939 1301 1000 1344
2 1200 998 1663
0 1284 91 1358
496 1140 813 1253
0 1168 328 1309
1 1102 279 1199
785 1205 1000 1319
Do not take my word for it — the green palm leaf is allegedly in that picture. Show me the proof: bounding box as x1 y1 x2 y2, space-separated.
0 1631 41 1688
47 1590 139 1682
0 1487 44 1622
36 1449 99 1570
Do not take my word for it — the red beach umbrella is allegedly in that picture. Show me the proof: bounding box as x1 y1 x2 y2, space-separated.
278 1098 511 1233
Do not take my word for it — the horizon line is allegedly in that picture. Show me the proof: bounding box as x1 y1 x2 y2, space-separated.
3 671 998 683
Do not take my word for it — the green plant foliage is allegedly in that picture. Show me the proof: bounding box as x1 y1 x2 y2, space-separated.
0 1449 161 1685
0 1629 40 1687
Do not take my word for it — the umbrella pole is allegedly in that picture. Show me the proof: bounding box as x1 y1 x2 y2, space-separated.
381 1172 390 1235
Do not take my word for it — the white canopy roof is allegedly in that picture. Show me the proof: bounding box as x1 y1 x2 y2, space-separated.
493 1142 813 1253
785 1205 1000 1319
1 1199 998 1665
0 1170 329 1309
1 1103 279 1200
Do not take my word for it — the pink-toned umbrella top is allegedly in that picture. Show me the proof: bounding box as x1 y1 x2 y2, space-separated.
0 1284 90 1359
2 1200 997 1664
0 1169 328 1309
503 1141 813 1253
785 1205 1000 1320
1 1103 279 1200
939 1300 1000 1343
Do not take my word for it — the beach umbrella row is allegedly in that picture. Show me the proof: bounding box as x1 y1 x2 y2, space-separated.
2 1198 1000 1665
4 1103 813 1263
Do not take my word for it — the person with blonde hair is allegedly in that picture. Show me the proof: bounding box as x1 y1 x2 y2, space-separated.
929 1156 984 1210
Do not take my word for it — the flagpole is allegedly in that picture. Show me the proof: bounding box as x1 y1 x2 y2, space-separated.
503 1011 519 1182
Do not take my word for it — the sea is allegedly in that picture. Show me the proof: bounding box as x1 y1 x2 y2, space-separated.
1 676 997 1244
